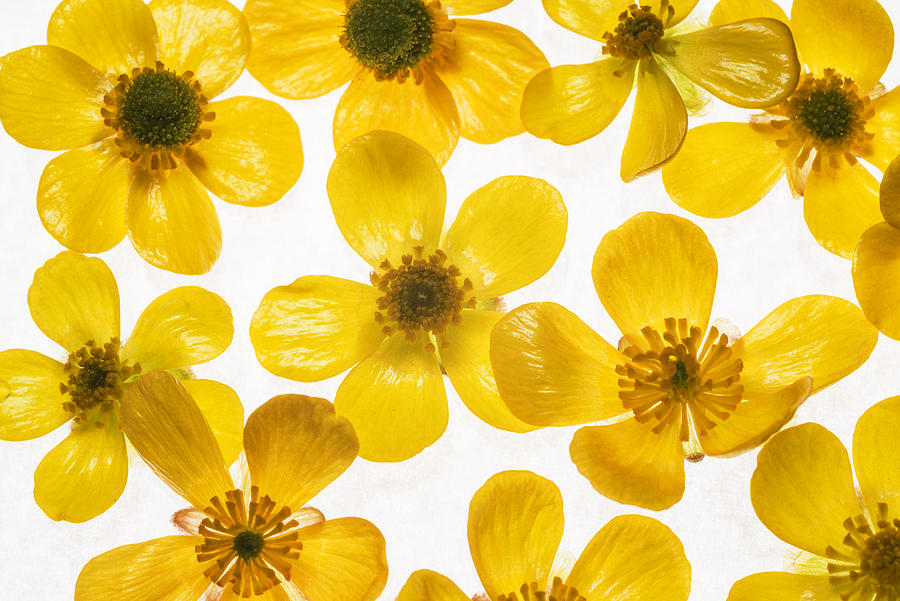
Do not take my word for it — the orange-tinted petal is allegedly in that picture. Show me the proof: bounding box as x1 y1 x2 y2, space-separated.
396 570 470 601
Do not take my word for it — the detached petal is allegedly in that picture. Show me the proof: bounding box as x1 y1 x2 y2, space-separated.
708 0 788 27
397 570 470 601
0 350 70 441
853 396 900 515
181 379 244 467
853 222 900 340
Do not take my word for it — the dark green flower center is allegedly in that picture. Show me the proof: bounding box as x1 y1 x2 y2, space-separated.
232 530 266 560
670 358 691 390
797 88 858 143
120 69 203 148
343 0 435 77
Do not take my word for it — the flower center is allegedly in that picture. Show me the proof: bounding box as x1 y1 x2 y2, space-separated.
59 338 141 427
497 577 586 601
602 2 673 60
196 487 304 597
826 504 900 600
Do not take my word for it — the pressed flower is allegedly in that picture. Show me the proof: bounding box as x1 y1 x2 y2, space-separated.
0 0 303 275
0 251 238 522
75 371 387 601
490 212 878 510
729 395 900 601
243 0 549 165
519 0 799 182
397 470 691 601
250 131 567 462
662 0 900 259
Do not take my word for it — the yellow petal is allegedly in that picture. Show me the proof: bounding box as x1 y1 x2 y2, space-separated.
520 59 635 145
37 141 130 253
791 0 893 93
803 161 883 259
120 371 233 510
0 350 70 441
33 418 128 522
437 20 548 143
853 222 900 340
326 131 445 268
441 0 512 16
181 379 243 467
570 419 685 510
244 394 358 511
122 286 233 372
467 470 563 600
48 0 158 75
244 0 359 99
539 0 624 41
661 122 784 217
866 86 900 171
879 154 900 229
852 396 900 514
335 335 447 462
750 423 859 556
727 573 840 601
620 59 687 182
334 71 460 166
126 166 222 275
397 570 470 601
149 0 249 98
28 251 120 353
708 0 788 27
490 302 626 427
442 176 566 297
0 46 108 150
591 212 717 347
566 515 691 601
440 310 538 433
74 536 210 601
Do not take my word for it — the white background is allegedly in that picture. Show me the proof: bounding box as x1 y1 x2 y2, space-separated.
2 0 899 599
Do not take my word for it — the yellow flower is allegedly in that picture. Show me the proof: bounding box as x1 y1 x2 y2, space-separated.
0 251 238 522
519 0 799 182
0 0 303 275
397 470 691 601
490 212 878 510
75 371 387 601
728 395 900 601
662 0 900 259
250 131 567 462
243 0 549 165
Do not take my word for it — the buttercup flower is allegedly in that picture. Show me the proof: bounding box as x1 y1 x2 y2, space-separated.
490 212 877 510
243 0 548 165
729 395 900 601
0 251 238 522
75 371 387 601
663 0 900 259
250 131 567 462
520 0 799 181
0 0 303 274
397 470 691 601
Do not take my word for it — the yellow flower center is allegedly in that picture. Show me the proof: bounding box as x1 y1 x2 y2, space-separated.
497 577 586 601
196 487 304 598
601 1 674 60
59 338 141 427
102 61 215 172
827 504 900 600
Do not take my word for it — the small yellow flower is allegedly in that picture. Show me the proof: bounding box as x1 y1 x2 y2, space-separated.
663 0 900 259
520 0 800 182
250 131 567 462
0 0 303 274
0 251 238 522
728 395 900 601
75 371 387 601
243 0 549 165
490 212 878 510
397 470 691 601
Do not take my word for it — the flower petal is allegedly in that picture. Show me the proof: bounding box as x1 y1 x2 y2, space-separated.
866 86 900 171
0 350 70 441
149 0 249 98
750 423 859 556
853 222 900 340
727 573 839 601
566 515 691 601
126 166 222 275
661 122 784 217
467 471 563 600
520 59 635 145
852 396 900 515
490 302 626 427
540 0 624 41
48 0 158 75
879 154 900 229
181 379 243 467
397 570 470 601
442 0 512 16
591 212 717 347
442 176 566 297
326 131 445 268
334 335 447 462
708 0 788 27
244 395 358 511
28 251 120 353
333 71 460 166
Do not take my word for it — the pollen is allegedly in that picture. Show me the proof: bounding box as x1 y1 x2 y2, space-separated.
826 504 900 601
58 338 140 427
497 577 586 601
601 1 673 61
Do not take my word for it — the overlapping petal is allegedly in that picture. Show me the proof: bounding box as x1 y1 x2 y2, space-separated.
879 155 900 229
727 573 840 601
540 0 626 41
181 379 244 467
852 396 900 514
0 350 70 441
853 222 900 339
708 0 788 27
866 87 900 171
442 0 513 15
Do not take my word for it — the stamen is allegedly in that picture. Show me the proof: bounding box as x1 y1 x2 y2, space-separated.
58 338 141 427
496 577 586 601
827 507 900 601
601 2 672 60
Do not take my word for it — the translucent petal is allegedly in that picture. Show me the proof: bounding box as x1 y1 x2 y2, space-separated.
0 350 70 441
853 222 900 340
865 86 900 171
853 395 900 514
708 0 788 27
182 379 243 467
727 573 840 601
397 571 470 601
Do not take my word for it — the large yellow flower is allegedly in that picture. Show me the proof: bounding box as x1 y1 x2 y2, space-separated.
729 395 900 601
490 212 878 510
397 470 691 601
0 0 303 275
75 371 387 601
663 0 900 259
250 131 567 462
520 0 799 182
0 251 238 522
243 0 548 165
